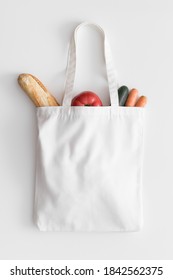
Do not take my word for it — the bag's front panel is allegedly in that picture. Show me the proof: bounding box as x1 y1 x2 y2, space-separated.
35 107 144 231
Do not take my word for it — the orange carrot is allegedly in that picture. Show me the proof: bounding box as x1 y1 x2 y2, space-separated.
125 88 138 107
135 96 147 107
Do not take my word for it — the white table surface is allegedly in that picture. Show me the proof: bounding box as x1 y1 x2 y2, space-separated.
0 0 173 259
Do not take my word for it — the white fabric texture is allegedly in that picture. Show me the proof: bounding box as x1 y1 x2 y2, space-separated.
34 22 145 231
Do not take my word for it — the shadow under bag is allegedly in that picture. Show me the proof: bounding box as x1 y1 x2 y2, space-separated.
34 22 145 231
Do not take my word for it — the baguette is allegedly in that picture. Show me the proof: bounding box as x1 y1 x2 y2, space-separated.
18 74 60 106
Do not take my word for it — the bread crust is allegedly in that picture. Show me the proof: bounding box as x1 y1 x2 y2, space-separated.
18 74 60 106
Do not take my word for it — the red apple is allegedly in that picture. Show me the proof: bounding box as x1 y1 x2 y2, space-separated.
71 91 102 106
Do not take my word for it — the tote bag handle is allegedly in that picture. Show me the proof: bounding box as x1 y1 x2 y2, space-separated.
62 22 119 107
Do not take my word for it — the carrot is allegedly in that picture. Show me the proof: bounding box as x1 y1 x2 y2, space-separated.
125 88 138 107
135 96 147 107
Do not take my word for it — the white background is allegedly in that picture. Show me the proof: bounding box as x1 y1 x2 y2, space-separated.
0 0 173 259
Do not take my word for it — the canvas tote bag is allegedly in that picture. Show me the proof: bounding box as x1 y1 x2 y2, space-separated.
34 22 145 231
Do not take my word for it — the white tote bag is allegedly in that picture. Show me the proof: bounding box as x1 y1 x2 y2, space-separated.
34 22 145 232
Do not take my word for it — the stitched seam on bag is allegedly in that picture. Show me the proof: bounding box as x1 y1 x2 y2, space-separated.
36 107 145 119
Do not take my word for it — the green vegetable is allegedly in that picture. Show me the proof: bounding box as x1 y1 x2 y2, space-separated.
118 86 129 106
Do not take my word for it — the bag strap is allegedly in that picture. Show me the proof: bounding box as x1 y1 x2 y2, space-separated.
62 22 119 107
